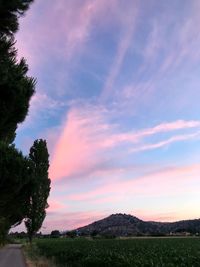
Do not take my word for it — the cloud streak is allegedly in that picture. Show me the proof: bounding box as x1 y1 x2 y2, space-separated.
131 131 200 153
103 120 200 148
49 102 200 180
14 0 200 231
101 1 138 100
68 163 200 202
44 210 108 232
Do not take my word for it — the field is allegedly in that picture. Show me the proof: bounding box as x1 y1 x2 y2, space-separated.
33 237 200 267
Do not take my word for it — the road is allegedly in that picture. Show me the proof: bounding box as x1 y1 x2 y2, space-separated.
0 244 26 267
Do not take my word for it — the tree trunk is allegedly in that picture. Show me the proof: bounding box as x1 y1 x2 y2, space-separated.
28 234 33 244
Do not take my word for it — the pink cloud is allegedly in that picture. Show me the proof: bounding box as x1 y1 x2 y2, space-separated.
91 195 124 205
49 101 200 180
13 210 109 233
133 211 186 223
17 0 97 64
47 200 66 212
49 106 110 180
44 207 199 232
16 0 130 69
68 163 200 202
43 210 108 232
134 207 200 223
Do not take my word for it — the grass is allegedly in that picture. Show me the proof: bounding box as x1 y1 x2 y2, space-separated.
32 237 200 267
23 242 55 267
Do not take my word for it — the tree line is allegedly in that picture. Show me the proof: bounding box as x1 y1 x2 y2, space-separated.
0 0 51 244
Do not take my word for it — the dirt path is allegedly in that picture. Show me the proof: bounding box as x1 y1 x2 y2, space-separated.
0 244 26 267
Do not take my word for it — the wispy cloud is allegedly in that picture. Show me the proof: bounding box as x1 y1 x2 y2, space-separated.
44 210 108 232
68 163 200 202
49 105 110 180
47 200 66 212
16 0 131 67
101 2 138 100
14 0 200 231
49 101 200 180
158 0 200 73
132 131 200 153
17 0 97 64
103 120 200 148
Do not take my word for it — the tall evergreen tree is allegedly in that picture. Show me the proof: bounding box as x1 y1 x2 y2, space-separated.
25 139 51 243
0 0 51 245
0 37 35 143
0 0 35 143
0 0 34 36
0 0 35 243
0 143 32 242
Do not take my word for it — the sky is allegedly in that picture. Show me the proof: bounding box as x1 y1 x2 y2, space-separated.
14 0 200 233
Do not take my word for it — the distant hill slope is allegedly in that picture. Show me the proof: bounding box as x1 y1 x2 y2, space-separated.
77 213 200 236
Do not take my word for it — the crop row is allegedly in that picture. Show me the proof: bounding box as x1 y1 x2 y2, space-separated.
35 237 200 267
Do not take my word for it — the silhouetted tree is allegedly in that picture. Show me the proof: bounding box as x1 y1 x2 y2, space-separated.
25 139 51 243
0 0 35 244
66 230 77 238
0 143 32 241
0 36 35 143
0 0 34 36
51 230 60 238
0 0 35 143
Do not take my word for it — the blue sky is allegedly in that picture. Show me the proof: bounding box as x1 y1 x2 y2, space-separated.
14 0 200 232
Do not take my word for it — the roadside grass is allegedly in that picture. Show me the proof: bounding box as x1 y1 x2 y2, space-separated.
23 241 55 267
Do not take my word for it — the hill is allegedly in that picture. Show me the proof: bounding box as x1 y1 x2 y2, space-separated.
77 213 200 236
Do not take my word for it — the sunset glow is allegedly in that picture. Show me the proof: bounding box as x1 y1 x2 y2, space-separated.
15 0 200 232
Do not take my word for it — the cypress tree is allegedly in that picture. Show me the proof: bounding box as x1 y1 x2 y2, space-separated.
0 143 32 241
0 0 35 243
0 36 35 143
0 0 35 144
0 0 34 36
25 139 51 243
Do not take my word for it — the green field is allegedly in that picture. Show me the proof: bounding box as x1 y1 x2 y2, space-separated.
34 237 200 267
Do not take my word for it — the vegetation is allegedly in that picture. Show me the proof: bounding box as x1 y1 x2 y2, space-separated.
0 0 51 244
77 213 200 237
0 0 34 36
0 144 32 242
0 0 35 143
33 237 200 267
25 139 51 243
51 230 61 238
0 0 35 243
66 230 77 238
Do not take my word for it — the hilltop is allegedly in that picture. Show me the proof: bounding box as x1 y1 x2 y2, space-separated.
77 213 200 236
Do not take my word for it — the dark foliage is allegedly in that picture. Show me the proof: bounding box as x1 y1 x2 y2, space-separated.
25 139 51 243
51 230 60 238
66 230 77 238
0 143 31 241
0 36 35 143
77 213 200 236
0 0 36 244
0 0 34 36
0 0 35 143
